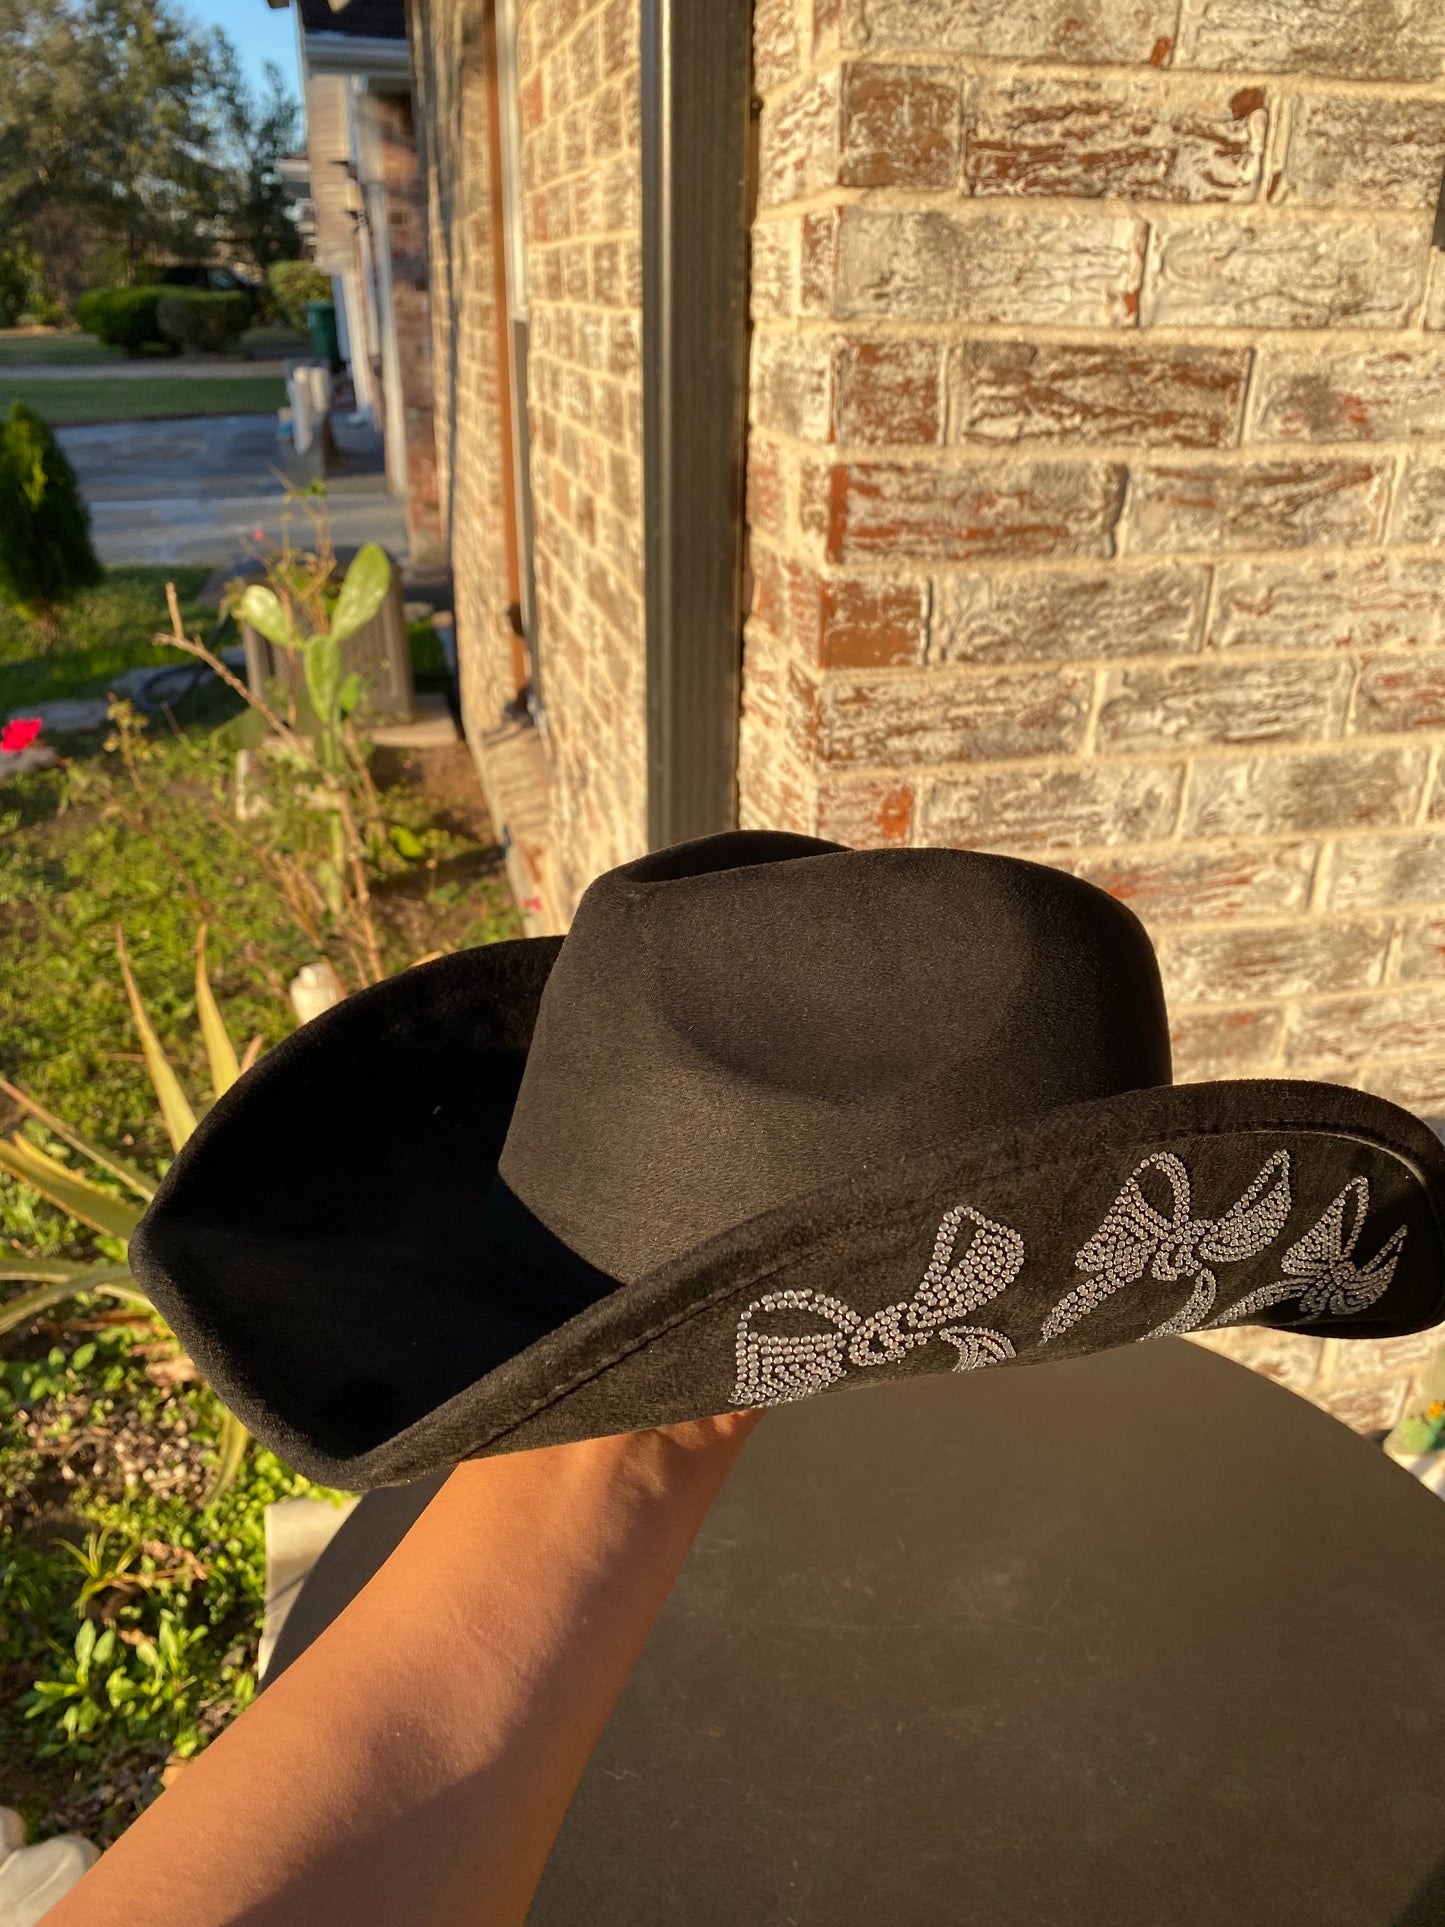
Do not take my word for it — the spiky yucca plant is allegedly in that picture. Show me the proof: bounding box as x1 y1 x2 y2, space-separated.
0 927 257 1505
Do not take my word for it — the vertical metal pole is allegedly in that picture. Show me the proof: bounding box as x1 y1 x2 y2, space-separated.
641 0 754 849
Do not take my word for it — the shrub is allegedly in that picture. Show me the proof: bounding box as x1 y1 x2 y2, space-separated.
0 402 104 630
155 290 251 355
73 287 188 355
266 260 332 330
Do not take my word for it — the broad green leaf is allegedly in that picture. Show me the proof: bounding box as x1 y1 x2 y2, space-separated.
195 927 240 1101
239 583 293 649
338 671 362 718
304 632 342 726
203 1409 251 1511
0 1269 148 1337
116 928 197 1153
0 1077 155 1201
390 824 426 861
329 543 390 643
0 1136 142 1241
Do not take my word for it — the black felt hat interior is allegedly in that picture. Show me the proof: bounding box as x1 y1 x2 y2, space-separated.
130 832 1445 1487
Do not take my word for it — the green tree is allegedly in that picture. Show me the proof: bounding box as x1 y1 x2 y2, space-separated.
0 402 104 633
216 60 304 274
0 2 302 302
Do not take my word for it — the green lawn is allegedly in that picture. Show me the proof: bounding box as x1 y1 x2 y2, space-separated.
0 328 306 366
0 331 126 367
2 375 287 425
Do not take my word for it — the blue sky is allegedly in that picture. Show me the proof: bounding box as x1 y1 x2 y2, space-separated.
179 0 304 103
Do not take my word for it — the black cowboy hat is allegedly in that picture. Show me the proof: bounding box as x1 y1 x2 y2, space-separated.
131 832 1445 1489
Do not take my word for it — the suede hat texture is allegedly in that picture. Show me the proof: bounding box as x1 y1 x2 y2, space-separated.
130 831 1445 1488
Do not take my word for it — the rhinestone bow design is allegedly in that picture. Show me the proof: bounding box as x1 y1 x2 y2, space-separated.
730 1206 1023 1410
1043 1150 1294 1346
1205 1178 1408 1329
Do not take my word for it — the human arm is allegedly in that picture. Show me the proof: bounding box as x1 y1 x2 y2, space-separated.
49 1412 761 1927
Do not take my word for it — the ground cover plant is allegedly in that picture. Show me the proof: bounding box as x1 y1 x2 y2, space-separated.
0 374 288 427
0 565 519 1841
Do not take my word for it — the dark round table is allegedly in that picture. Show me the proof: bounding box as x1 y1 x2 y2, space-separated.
272 1341 1445 1926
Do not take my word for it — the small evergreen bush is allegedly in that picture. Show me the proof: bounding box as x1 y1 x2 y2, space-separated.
73 287 188 355
266 260 332 330
155 290 251 355
0 401 104 632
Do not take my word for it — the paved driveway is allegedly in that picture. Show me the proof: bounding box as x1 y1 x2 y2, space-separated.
58 414 408 567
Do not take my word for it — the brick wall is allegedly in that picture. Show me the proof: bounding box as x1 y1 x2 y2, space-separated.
743 0 1445 1430
408 0 519 729
744 0 1445 1111
376 90 446 568
519 0 647 911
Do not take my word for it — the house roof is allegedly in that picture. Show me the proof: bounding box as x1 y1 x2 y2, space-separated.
297 0 407 39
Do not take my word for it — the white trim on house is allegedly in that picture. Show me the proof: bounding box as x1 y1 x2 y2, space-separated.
303 32 411 81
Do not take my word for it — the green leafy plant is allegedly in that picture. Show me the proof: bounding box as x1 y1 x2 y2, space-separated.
0 402 104 634
159 530 393 985
72 288 185 355
265 260 332 330
0 924 255 1506
155 290 250 356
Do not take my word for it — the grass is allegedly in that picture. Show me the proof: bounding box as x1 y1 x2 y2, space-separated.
0 327 307 366
2 375 288 425
0 331 125 367
0 568 212 715
0 568 518 1839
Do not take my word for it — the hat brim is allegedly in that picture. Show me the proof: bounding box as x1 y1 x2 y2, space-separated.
131 943 1445 1489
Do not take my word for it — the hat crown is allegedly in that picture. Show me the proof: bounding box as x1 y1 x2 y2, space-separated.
498 832 1171 1282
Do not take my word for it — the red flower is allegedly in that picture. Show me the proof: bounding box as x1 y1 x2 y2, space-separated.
0 717 43 755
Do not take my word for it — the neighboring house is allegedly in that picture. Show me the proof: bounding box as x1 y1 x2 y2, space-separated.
400 0 1445 1432
268 0 445 567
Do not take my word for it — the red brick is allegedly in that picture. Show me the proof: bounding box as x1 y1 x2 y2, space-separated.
953 340 1248 451
1170 1005 1283 1076
1122 458 1392 555
1391 459 1445 545
931 564 1208 664
1183 747 1426 838
1399 917 1445 983
1209 556 1445 654
1352 655 1445 737
601 0 635 74
1076 844 1318 924
840 0 1176 64
839 64 961 189
1188 1326 1324 1395
1329 1331 1444 1385
1095 657 1351 752
819 577 929 669
754 0 801 92
834 340 942 447
752 334 832 441
823 459 1128 563
1158 918 1389 1004
816 665 1092 768
835 207 1145 327
759 74 839 208
1328 835 1445 913
751 221 798 321
967 76 1265 203
1281 97 1445 211
747 437 791 544
1141 215 1427 331
1366 1059 1445 1117
1286 988 1445 1066
1251 345 1445 443
817 776 915 847
1174 0 1445 85
800 209 840 314
921 760 1183 851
